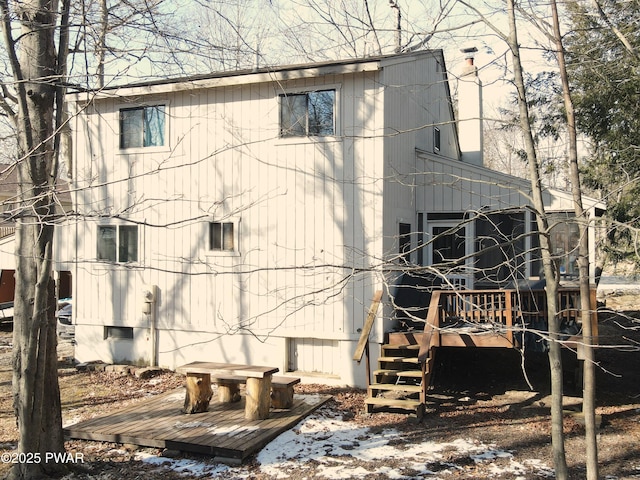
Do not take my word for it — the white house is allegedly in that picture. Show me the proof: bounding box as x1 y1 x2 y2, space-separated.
66 50 602 388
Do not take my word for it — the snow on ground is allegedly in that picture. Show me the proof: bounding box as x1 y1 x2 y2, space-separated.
135 395 555 479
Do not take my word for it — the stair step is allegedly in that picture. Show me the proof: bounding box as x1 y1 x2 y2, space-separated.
382 343 420 351
378 356 420 364
364 396 422 409
373 369 423 378
369 383 422 393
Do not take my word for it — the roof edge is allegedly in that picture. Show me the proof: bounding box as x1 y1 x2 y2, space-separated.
68 50 443 101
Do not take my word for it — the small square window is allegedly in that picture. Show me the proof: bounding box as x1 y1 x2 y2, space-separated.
209 221 235 251
120 105 165 149
104 326 134 340
97 225 138 263
280 90 335 137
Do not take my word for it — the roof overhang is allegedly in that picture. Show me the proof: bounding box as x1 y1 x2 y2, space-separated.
67 50 443 102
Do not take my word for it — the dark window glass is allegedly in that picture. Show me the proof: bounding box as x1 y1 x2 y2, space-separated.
280 90 334 137
432 226 465 263
280 94 307 137
399 223 411 263
120 105 165 148
210 222 235 251
97 226 117 261
119 225 138 262
474 212 526 286
97 225 138 263
308 91 335 135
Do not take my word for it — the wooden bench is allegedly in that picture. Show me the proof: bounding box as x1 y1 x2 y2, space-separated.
208 375 301 409
176 361 279 420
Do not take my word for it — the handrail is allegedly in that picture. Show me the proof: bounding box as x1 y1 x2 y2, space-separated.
418 290 441 363
353 290 383 362
353 290 383 387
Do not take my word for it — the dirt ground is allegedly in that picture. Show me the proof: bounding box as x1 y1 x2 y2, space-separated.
0 294 639 479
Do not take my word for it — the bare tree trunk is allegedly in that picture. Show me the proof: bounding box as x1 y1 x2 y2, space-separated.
506 1 568 477
550 1 599 478
0 0 69 478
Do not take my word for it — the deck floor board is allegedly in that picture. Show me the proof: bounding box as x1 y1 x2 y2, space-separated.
64 388 330 462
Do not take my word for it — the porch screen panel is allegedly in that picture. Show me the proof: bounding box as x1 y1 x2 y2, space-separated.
432 226 465 263
474 212 525 286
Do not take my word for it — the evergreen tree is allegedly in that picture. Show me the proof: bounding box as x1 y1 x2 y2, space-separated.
565 1 640 264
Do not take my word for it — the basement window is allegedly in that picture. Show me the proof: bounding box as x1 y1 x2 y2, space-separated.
104 326 134 340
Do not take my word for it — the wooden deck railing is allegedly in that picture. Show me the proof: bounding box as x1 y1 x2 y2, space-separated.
419 286 597 354
0 226 15 239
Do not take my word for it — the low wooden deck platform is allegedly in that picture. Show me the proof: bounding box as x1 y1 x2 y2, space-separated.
64 388 331 464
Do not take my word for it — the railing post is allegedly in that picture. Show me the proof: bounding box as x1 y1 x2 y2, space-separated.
505 290 514 345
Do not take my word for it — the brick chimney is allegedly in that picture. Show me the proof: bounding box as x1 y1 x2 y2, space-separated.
458 47 483 166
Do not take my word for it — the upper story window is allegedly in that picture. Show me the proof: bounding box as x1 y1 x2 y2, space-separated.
280 90 335 137
97 225 139 263
434 127 441 153
120 105 165 149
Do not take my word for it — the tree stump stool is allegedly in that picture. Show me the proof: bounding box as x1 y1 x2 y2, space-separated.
245 376 272 421
270 376 301 409
216 377 242 403
182 373 213 413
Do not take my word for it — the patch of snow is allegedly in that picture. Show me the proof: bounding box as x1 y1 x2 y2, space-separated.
136 452 231 477
62 414 83 428
135 404 553 479
165 392 185 402
173 420 214 429
209 424 259 435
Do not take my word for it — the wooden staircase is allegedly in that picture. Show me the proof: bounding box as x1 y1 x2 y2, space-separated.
364 332 436 418
356 286 596 418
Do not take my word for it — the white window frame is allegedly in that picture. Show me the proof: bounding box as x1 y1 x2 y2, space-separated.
96 221 143 267
206 217 241 257
116 101 170 154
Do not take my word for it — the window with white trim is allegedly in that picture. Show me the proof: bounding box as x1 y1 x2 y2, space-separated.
120 105 165 149
280 90 335 137
208 219 240 254
97 225 139 263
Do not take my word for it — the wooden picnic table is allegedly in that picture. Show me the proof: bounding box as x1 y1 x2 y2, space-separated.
176 361 279 420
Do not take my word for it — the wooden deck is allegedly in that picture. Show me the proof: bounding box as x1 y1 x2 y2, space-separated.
64 388 331 464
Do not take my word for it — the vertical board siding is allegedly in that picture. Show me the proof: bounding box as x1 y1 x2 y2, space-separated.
74 70 385 341
416 155 530 215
